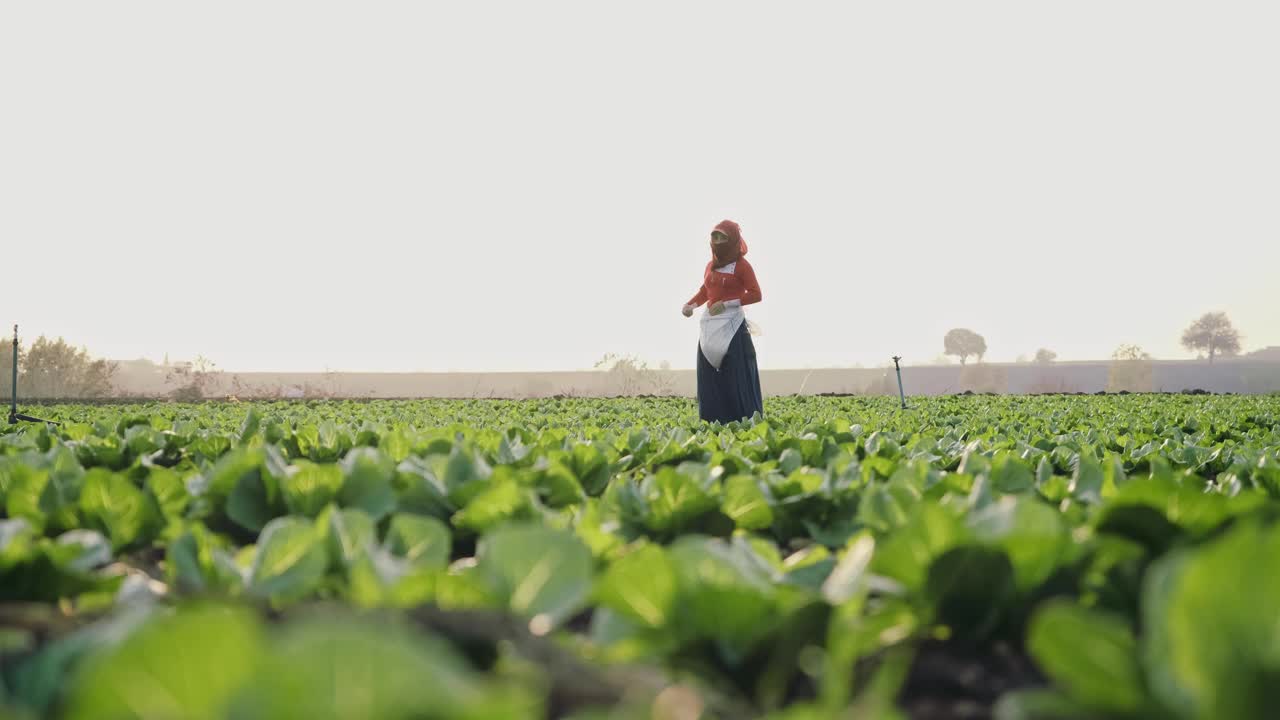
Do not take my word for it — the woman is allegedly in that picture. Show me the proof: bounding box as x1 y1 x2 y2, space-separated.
681 219 764 424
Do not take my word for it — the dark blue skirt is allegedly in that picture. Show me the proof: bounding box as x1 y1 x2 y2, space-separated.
697 320 764 424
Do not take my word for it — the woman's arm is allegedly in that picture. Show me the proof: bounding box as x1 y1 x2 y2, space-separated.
737 260 762 305
687 285 708 307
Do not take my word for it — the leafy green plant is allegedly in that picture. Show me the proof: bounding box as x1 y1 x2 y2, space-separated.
0 394 1277 718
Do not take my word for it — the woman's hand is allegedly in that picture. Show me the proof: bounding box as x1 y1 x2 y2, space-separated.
708 301 726 316
681 304 694 318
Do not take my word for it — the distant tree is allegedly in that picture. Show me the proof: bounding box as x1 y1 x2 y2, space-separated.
1108 344 1153 392
594 353 675 396
21 336 118 398
1181 312 1241 363
943 328 987 365
1112 344 1151 361
80 359 117 398
165 355 220 401
1035 348 1057 364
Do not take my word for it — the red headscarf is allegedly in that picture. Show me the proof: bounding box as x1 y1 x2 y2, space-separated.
710 219 748 266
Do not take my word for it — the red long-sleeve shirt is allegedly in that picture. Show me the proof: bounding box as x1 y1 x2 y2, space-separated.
687 258 762 308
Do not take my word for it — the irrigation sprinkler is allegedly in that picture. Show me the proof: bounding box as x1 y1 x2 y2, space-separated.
8 325 58 425
891 355 909 410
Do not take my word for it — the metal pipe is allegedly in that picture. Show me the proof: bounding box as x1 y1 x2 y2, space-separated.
8 325 56 425
9 325 17 422
892 355 908 410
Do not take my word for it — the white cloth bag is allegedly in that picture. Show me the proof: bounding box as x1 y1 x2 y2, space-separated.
698 303 746 370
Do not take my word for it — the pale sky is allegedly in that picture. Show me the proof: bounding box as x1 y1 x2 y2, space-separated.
4 1 1277 372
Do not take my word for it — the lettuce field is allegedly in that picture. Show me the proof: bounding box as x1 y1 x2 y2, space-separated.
2 395 1280 720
